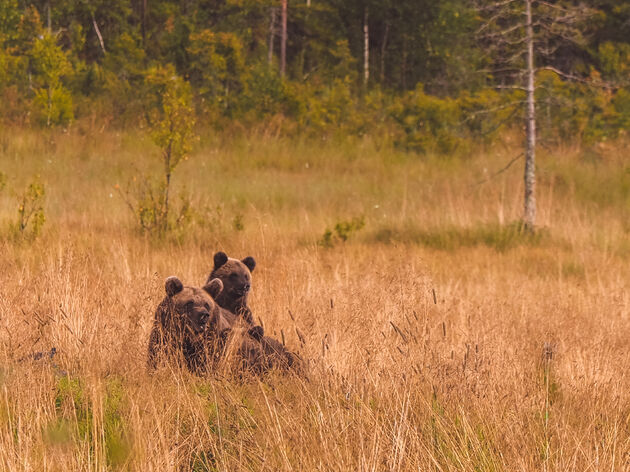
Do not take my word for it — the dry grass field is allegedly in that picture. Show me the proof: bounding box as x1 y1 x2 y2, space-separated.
0 126 629 471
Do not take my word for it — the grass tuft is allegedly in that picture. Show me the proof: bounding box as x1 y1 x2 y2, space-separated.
371 221 549 251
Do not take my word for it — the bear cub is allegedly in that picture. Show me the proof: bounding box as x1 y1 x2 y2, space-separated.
206 251 304 374
147 276 226 373
206 251 256 325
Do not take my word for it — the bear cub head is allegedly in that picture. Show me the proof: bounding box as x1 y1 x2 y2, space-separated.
165 276 224 334
206 251 256 321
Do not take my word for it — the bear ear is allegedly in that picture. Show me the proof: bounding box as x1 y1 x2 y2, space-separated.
241 256 256 272
203 278 224 299
213 251 228 270
165 276 184 297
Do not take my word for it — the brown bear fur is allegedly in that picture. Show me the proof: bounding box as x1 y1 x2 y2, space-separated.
206 251 304 375
148 276 296 376
147 276 227 373
245 324 304 374
220 327 303 376
206 251 256 325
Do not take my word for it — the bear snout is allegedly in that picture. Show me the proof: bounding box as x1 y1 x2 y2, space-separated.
231 283 250 296
195 309 210 329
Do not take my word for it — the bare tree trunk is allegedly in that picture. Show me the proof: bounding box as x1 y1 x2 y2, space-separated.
268 7 276 65
523 0 536 229
92 12 106 54
280 0 287 77
141 0 147 46
299 0 311 78
401 36 407 89
47 86 51 127
363 7 369 86
47 2 51 32
380 22 389 85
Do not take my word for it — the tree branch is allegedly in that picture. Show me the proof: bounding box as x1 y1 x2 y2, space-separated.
470 152 524 188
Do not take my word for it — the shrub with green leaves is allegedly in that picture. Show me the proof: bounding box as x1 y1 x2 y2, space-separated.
29 33 74 126
319 216 365 248
10 177 45 239
187 30 246 116
390 84 463 154
118 67 198 236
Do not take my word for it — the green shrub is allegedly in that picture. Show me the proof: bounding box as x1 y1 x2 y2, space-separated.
33 85 74 126
319 216 365 248
187 30 246 116
55 376 92 441
29 33 74 126
458 88 523 141
103 378 132 469
10 177 46 239
390 84 463 154
118 68 198 236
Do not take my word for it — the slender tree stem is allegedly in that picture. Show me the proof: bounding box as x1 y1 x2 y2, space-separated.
280 0 287 77
268 7 276 65
363 7 369 86
523 0 536 230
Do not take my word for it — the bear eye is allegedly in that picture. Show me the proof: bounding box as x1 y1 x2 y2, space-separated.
184 301 194 311
229 273 238 280
204 303 210 311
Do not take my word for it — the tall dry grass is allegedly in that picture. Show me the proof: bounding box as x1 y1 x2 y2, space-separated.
0 126 629 471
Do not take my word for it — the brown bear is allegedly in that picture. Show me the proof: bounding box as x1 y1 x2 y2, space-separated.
240 322 304 374
206 251 304 375
147 276 296 376
219 327 297 375
206 251 256 325
147 276 228 373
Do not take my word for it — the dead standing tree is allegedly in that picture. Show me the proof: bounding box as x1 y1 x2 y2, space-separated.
475 0 593 230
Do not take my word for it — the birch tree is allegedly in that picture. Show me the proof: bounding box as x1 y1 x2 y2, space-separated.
475 0 593 230
280 0 287 76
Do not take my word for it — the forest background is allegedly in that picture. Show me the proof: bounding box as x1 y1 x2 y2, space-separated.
0 0 629 148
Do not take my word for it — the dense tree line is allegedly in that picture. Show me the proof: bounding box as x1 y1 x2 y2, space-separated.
0 0 629 147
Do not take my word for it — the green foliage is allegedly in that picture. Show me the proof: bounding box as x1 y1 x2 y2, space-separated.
187 30 246 115
119 68 198 236
536 70 597 142
10 177 46 240
458 89 522 140
148 68 196 173
390 84 462 154
117 175 193 236
55 376 93 441
52 376 132 467
240 62 296 120
0 0 626 145
0 0 20 44
29 33 74 126
299 78 357 134
597 42 630 83
104 378 133 468
33 85 74 126
319 216 365 248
